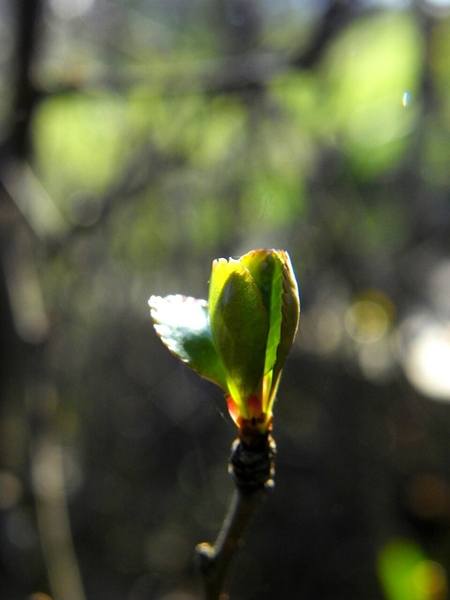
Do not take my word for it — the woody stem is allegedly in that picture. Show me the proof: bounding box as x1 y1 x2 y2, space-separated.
196 487 265 600
195 433 276 600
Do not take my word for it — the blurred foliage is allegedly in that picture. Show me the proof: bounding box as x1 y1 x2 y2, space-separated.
321 11 423 175
378 540 448 600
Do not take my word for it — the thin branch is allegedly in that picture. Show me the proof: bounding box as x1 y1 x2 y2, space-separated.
196 433 276 600
30 423 86 600
292 0 362 70
196 488 266 600
4 0 44 160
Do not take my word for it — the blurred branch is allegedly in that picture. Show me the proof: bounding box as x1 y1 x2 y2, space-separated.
39 51 286 97
292 0 362 70
0 2 86 600
29 382 86 600
3 0 44 160
2 160 69 242
0 0 69 244
94 142 186 224
36 3 365 100
0 0 53 340
2 225 50 345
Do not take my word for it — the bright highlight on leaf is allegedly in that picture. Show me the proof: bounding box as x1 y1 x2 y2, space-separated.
149 249 300 437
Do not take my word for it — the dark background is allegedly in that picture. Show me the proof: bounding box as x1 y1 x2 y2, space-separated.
1 1 450 599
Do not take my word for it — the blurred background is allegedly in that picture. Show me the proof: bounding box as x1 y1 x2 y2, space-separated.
2 0 450 598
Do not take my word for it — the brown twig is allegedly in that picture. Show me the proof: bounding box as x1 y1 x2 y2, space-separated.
196 433 276 600
196 487 266 600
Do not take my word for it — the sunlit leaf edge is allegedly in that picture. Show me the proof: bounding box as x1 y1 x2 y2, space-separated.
149 294 228 390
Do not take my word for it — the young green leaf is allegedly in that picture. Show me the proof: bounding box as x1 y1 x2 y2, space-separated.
149 295 228 390
208 259 268 413
149 249 300 435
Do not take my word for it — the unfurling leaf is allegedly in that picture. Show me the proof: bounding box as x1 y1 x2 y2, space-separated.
149 250 300 435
